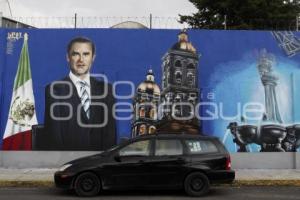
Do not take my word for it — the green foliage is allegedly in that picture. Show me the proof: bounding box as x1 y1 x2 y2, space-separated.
180 0 300 30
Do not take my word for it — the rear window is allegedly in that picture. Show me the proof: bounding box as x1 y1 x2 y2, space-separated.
155 139 183 156
185 139 218 154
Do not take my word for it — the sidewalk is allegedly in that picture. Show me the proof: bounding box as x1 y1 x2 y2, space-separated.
0 168 300 187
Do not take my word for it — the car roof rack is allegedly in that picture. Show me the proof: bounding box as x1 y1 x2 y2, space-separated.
136 132 210 138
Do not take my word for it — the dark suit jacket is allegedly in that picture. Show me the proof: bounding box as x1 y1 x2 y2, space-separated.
44 76 116 150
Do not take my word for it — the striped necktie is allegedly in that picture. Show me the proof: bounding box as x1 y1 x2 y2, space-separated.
78 81 90 119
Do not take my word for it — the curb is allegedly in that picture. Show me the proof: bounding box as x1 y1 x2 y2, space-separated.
0 180 300 187
231 180 300 186
0 181 54 187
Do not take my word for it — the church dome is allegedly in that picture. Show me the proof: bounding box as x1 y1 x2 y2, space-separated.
137 69 161 95
111 21 148 29
171 29 196 54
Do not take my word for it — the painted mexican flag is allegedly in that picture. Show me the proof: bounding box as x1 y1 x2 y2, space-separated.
2 33 37 150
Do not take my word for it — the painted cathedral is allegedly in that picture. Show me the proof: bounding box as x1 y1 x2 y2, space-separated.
131 69 160 137
132 30 201 137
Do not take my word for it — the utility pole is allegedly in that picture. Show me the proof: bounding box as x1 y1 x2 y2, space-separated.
224 15 227 30
74 13 77 29
0 12 3 27
296 15 299 31
150 13 152 29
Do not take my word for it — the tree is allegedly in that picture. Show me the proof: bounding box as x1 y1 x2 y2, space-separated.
179 0 300 30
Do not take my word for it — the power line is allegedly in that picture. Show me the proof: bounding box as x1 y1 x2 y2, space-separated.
6 0 12 17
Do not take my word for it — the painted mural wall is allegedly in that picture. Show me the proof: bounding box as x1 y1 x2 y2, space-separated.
0 28 300 152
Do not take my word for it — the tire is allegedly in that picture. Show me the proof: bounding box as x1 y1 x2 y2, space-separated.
184 172 210 197
74 172 101 197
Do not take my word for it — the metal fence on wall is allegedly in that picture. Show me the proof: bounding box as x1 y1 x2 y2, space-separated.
1 15 300 30
9 16 187 29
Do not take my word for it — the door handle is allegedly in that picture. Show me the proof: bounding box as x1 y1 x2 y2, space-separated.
138 160 145 163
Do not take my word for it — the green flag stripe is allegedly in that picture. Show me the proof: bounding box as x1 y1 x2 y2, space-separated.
13 39 31 90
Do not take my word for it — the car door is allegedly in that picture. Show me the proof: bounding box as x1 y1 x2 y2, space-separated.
148 138 187 188
105 139 153 188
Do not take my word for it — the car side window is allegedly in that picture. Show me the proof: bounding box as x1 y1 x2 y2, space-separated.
119 140 150 156
155 139 183 156
185 139 218 154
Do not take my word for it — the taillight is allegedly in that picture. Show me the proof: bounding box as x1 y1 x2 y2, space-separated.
226 155 231 170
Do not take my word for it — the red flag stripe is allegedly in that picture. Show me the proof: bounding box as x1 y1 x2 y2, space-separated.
2 130 32 150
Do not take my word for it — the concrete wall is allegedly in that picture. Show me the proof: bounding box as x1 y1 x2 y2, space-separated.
0 152 299 169
0 151 97 168
296 153 300 169
231 153 297 169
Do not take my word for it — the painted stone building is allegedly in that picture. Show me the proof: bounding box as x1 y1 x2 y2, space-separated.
131 70 161 137
132 30 201 136
157 30 200 134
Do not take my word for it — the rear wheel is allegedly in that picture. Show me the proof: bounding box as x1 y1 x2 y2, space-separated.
74 172 101 197
184 172 210 197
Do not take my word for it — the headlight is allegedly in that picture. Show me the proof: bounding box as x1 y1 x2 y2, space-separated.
58 164 72 172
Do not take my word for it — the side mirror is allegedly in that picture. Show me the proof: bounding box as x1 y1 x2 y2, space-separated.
114 153 121 162
119 137 129 144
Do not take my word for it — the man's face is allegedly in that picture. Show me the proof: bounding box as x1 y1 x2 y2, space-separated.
67 42 95 79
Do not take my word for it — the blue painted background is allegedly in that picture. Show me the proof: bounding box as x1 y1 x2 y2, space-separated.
1 28 300 152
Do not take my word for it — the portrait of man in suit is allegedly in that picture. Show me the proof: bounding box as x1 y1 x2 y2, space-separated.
44 36 116 150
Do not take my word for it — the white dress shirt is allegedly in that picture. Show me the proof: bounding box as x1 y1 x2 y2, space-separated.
69 71 91 100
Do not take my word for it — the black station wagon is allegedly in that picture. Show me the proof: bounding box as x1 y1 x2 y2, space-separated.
54 134 235 197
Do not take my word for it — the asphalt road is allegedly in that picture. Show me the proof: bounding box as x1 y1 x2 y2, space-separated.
0 186 299 200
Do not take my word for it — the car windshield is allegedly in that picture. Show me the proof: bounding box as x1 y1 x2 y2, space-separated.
103 137 130 154
99 145 120 156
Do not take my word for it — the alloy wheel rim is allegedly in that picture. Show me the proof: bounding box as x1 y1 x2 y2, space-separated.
190 178 204 191
81 177 95 192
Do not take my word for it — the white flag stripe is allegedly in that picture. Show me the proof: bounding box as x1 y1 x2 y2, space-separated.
3 79 37 139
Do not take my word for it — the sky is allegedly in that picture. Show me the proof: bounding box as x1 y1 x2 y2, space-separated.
0 0 197 17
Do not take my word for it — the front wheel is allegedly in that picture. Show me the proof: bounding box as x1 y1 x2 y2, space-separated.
184 172 210 197
74 172 101 197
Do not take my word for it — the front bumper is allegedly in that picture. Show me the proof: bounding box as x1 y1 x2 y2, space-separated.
54 171 76 189
207 170 235 184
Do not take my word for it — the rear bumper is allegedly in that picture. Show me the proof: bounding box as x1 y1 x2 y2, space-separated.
207 170 235 184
